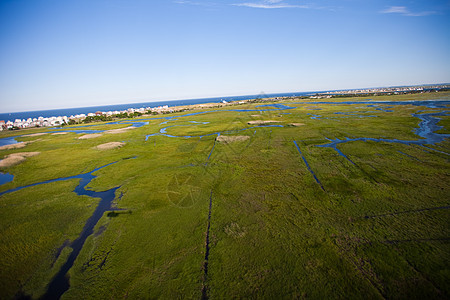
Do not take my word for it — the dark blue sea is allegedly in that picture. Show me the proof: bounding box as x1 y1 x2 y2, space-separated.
0 92 314 122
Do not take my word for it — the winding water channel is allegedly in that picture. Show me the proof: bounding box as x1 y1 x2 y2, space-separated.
293 141 325 190
291 100 449 190
316 111 450 164
0 98 448 298
0 162 122 299
201 191 213 300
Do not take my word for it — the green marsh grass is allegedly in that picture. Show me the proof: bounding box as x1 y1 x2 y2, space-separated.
0 92 448 299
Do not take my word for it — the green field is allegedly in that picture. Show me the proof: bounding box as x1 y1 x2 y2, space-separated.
0 92 449 299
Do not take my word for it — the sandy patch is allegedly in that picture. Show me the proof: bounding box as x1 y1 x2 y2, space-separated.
247 120 281 125
196 103 220 109
216 135 250 143
0 142 28 151
51 132 68 135
251 115 261 117
78 133 103 139
289 123 305 126
0 152 40 167
76 126 136 139
95 142 125 150
22 133 48 137
105 126 136 134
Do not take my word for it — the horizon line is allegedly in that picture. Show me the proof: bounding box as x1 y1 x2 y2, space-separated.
1 82 449 115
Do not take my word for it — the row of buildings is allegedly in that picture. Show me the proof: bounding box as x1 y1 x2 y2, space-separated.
0 105 171 131
0 116 69 130
319 84 449 96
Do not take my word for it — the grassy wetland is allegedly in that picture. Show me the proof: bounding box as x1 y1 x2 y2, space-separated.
0 92 449 299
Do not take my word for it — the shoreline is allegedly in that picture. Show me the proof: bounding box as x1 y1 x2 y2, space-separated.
1 84 448 127
0 91 309 126
1 87 449 133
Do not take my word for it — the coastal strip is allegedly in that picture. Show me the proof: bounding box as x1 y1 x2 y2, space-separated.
1 84 447 131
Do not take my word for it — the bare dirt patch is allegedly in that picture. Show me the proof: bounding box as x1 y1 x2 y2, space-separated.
0 142 28 151
0 152 40 167
247 120 281 125
216 135 250 143
95 142 125 150
105 126 136 134
22 133 48 137
289 123 305 126
51 132 68 135
78 133 103 140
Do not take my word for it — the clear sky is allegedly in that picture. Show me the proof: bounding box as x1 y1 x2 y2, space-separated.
1 0 449 113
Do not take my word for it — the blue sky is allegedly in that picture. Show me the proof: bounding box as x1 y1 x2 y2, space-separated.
0 0 449 112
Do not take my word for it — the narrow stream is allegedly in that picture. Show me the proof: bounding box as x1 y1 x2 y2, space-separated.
1 98 448 298
397 151 422 162
316 112 450 159
0 162 117 196
0 162 121 299
205 135 219 165
293 141 325 191
201 191 213 300
50 121 149 133
145 124 283 140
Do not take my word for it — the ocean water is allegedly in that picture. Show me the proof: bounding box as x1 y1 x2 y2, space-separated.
0 92 312 123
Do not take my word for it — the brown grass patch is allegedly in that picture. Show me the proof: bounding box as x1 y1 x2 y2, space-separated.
216 135 250 143
95 142 125 150
22 133 48 137
105 126 136 134
0 142 28 151
78 133 103 139
247 120 281 125
0 152 40 167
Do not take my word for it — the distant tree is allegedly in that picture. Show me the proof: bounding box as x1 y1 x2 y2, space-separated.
82 115 113 124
